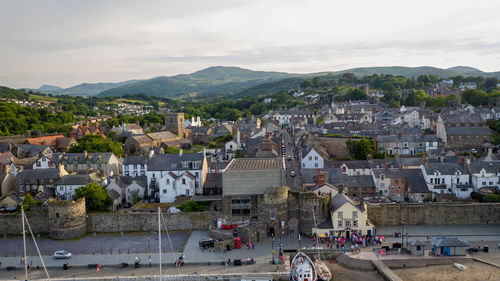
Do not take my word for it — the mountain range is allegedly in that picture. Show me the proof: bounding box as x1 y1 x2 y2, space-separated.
32 65 500 99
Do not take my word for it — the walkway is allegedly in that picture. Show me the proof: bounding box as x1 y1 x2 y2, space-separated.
371 260 403 281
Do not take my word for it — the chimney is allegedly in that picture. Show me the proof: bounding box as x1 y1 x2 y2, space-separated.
385 164 388 170
316 169 325 187
215 164 219 174
149 148 155 159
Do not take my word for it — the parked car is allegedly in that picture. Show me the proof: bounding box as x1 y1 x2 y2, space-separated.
123 202 132 208
287 155 292 161
199 238 217 249
290 171 296 177
53 250 72 259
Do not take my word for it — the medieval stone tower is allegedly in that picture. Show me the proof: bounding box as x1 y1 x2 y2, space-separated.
48 198 87 239
165 112 185 138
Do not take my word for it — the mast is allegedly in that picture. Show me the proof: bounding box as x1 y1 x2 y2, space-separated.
312 206 321 261
158 206 162 278
22 207 28 280
24 211 50 279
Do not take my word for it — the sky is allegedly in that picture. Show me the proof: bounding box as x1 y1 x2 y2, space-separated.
1 0 500 88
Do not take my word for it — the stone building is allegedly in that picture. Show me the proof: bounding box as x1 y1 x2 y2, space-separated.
124 131 181 156
48 198 87 239
165 112 185 138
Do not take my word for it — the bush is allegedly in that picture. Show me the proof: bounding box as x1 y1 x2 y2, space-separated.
483 194 500 202
22 193 36 211
423 196 432 202
177 201 211 212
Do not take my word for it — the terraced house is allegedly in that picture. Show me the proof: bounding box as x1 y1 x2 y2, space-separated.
375 134 440 156
52 151 120 176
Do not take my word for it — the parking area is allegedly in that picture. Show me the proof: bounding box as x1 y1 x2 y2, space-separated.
0 231 189 257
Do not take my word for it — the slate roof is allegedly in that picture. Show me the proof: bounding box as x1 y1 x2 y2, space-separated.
52 152 114 164
225 158 284 172
330 193 364 213
410 240 432 246
301 168 343 184
445 126 491 136
396 157 424 167
468 161 500 173
432 237 469 247
328 159 397 169
441 113 482 124
341 175 375 189
123 156 149 165
58 175 93 186
423 163 468 175
316 215 334 229
147 153 204 171
372 168 429 194
0 152 17 165
376 134 440 143
107 189 121 201
16 144 51 157
16 168 60 180
203 173 223 188
0 142 12 153
147 131 178 140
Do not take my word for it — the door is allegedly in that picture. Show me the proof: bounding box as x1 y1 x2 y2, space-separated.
367 230 372 236
444 247 450 256
346 231 350 239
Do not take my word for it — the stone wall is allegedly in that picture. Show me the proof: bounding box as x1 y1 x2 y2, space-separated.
49 199 87 239
367 203 500 226
0 206 49 234
86 211 221 232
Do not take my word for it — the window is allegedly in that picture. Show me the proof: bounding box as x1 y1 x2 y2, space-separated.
338 220 343 228
60 186 64 191
398 186 401 190
489 182 493 185
314 156 318 160
141 164 145 170
380 183 385 188
182 178 186 185
430 178 433 184
352 220 358 227
36 161 41 167
482 181 486 185
390 186 394 190
345 220 351 227
270 208 276 220
162 189 167 194
182 162 188 168
308 156 312 160
314 163 318 168
166 179 170 184
337 211 343 219
352 211 358 218
125 171 129 176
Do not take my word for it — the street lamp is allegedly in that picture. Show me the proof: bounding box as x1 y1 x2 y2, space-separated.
148 235 151 267
401 221 404 249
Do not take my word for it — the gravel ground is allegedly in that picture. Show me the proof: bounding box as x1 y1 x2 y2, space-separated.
393 262 500 281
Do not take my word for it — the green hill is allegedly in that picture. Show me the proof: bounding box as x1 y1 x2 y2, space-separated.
98 66 296 98
51 80 142 97
327 66 500 79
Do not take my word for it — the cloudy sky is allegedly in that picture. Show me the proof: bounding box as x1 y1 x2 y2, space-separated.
1 0 500 88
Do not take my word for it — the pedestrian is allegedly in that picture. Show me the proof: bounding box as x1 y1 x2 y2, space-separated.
228 258 231 265
97 264 100 272
252 243 255 250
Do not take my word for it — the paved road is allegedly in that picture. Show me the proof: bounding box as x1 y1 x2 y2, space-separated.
281 129 302 191
0 231 188 257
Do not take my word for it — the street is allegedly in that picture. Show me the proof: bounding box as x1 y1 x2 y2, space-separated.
280 129 302 191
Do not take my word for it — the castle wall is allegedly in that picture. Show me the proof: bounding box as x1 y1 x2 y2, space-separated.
367 203 500 226
48 199 87 239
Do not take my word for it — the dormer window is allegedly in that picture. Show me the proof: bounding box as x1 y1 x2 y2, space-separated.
182 162 188 169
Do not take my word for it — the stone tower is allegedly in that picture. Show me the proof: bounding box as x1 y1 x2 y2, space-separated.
48 198 87 239
165 112 185 138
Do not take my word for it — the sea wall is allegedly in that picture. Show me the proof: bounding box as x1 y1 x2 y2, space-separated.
0 206 49 234
367 203 500 226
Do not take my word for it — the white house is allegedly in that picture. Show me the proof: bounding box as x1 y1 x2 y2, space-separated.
32 156 51 169
55 174 94 200
491 108 500 120
420 163 471 198
313 193 374 237
123 156 148 177
441 79 454 87
468 162 500 191
146 151 208 202
403 110 420 128
301 146 328 170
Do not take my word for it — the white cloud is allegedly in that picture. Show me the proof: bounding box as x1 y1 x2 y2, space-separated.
1 0 500 88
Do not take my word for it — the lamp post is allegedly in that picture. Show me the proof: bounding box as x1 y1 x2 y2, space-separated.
148 235 151 267
401 221 404 249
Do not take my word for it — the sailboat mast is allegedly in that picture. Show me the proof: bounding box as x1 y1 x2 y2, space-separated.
24 211 50 279
21 207 28 280
158 206 162 277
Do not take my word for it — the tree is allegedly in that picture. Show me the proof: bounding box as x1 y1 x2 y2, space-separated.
69 134 124 157
346 138 375 160
235 150 244 158
484 77 499 91
22 193 36 211
73 182 112 212
300 79 313 89
312 76 323 88
275 92 290 104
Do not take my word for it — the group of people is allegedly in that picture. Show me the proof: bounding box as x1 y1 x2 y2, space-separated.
312 232 385 251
